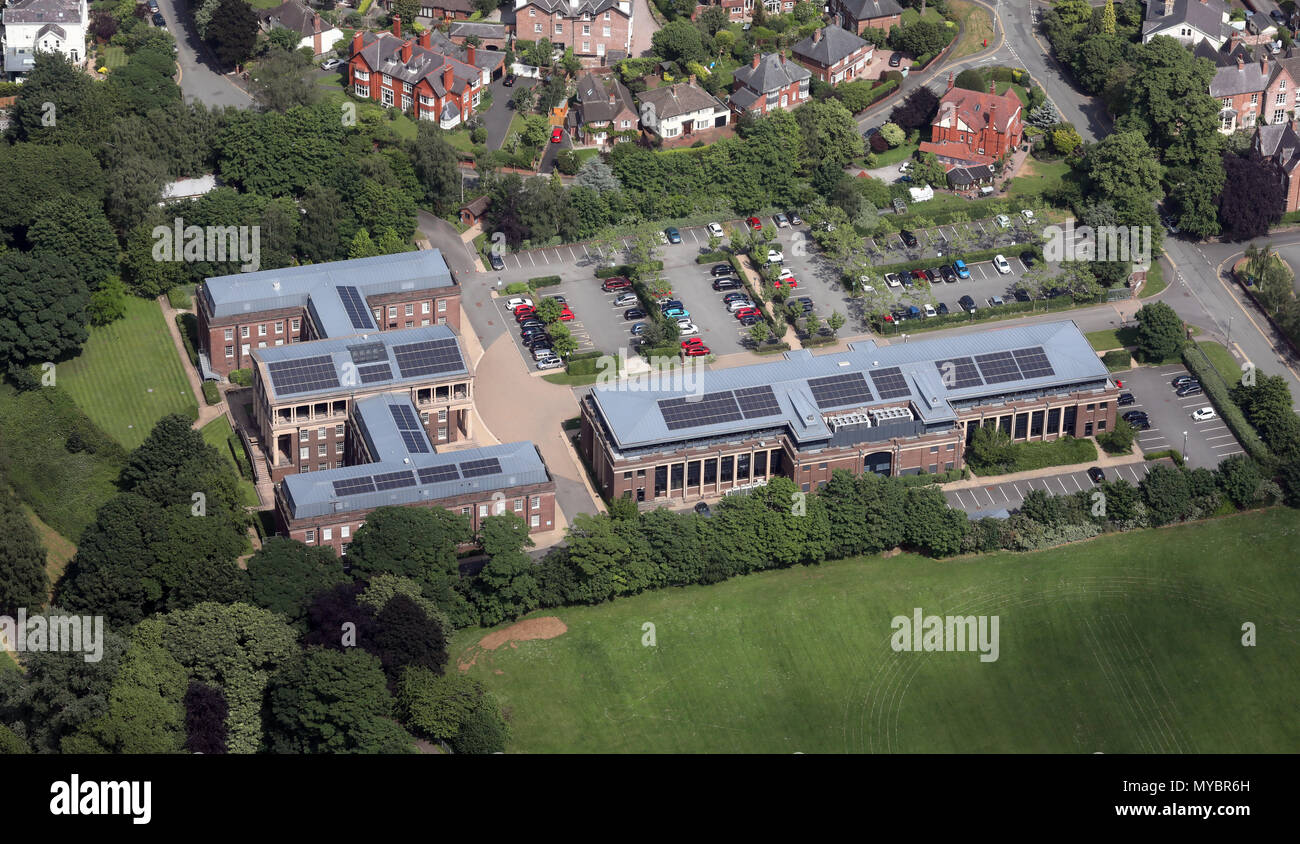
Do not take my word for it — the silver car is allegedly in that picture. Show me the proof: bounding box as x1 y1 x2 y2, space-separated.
536 356 563 370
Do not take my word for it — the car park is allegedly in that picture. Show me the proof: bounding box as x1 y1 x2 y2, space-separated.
623 308 646 320
953 259 970 279
794 296 814 312
707 222 724 237
613 293 638 307
912 269 933 284
788 212 803 226
531 346 554 361
712 277 743 291
1176 382 1203 397
675 316 693 328
900 229 919 248
694 501 711 515
885 273 903 288
722 292 750 303
1191 407 1218 421
778 268 795 280
734 307 761 320
1122 410 1149 423
681 338 706 349
505 297 533 309
710 263 733 277
905 305 922 320
936 302 950 315
939 265 957 282
656 230 669 245
993 254 1011 274
665 227 682 244
927 267 944 283
1118 392 1136 406
995 214 1011 229
659 298 683 310
601 276 632 292
900 271 915 289
544 294 566 305
774 213 789 228
959 295 977 313
514 306 537 321
747 216 762 230
738 314 762 326
536 355 562 370
1087 467 1105 484
923 303 937 318
773 278 798 289
488 253 505 271
1013 288 1031 302
1020 251 1037 268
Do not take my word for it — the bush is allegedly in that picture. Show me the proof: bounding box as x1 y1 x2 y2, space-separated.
695 250 730 264
175 313 200 368
201 381 220 405
167 285 194 310
1101 349 1131 371
597 262 661 278
504 281 531 295
528 275 562 288
229 369 253 388
555 149 581 175
1098 419 1136 455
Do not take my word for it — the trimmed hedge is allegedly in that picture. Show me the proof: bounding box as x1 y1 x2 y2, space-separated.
1181 345 1274 468
596 262 662 278
175 313 200 368
201 381 220 405
528 275 562 288
167 285 194 310
696 250 730 264
1101 350 1131 371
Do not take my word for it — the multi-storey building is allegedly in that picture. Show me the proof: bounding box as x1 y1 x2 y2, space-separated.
2 0 87 79
347 19 484 127
580 321 1118 504
515 0 632 64
635 78 729 140
1210 55 1294 133
197 251 460 378
791 22 873 86
829 0 903 38
729 51 811 118
918 75 1024 170
275 395 557 554
1253 119 1300 212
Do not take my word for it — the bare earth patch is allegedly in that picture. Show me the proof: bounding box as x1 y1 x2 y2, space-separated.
459 616 568 671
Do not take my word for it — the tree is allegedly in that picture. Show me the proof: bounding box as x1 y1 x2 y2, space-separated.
1085 131 1163 214
247 538 350 628
1051 124 1082 155
1216 454 1263 508
183 681 229 754
1218 152 1287 241
27 195 119 291
1098 417 1136 454
1140 462 1192 525
1025 101 1060 128
0 251 89 367
967 425 1015 472
88 275 129 327
1100 0 1117 35
250 46 319 111
206 0 259 68
889 20 952 56
1134 301 1184 362
879 122 905 147
511 83 536 113
826 310 846 335
396 666 509 753
372 594 449 680
888 86 939 131
795 98 864 168
0 489 49 617
953 68 987 91
652 20 707 65
412 123 462 212
266 647 416 753
834 79 875 114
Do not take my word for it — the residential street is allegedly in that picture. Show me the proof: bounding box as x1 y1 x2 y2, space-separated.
160 0 253 110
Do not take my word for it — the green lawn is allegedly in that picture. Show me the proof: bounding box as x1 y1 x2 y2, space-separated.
199 416 261 508
1196 340 1244 384
995 81 1031 107
950 0 995 60
1141 259 1168 299
444 128 476 154
869 142 918 168
901 6 945 25
56 296 196 451
98 46 127 71
457 508 1300 753
973 435 1099 476
1007 158 1070 199
1085 327 1139 352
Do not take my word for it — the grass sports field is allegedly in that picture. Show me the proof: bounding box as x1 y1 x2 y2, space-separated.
456 509 1300 753
57 296 197 451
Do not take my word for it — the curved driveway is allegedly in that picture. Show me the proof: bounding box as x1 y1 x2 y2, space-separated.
159 0 253 110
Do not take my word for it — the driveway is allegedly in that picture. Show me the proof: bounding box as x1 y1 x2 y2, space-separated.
630 0 661 58
160 0 253 110
487 76 536 149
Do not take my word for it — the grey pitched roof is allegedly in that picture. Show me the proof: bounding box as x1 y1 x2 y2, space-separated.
576 72 635 122
280 434 550 520
1143 0 1229 39
1 0 81 25
733 52 811 96
1255 120 1300 171
448 21 508 38
426 28 502 71
1209 58 1279 97
354 32 479 98
837 0 903 20
253 324 467 402
586 321 1111 453
946 164 994 186
259 0 318 37
637 82 726 121
34 22 66 39
728 86 761 110
792 25 870 66
1192 35 1252 67
202 251 456 328
524 0 627 17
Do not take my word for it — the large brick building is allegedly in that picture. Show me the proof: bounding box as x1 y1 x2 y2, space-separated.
275 395 556 555
346 19 485 127
729 51 811 117
515 0 632 63
690 0 752 23
791 22 873 85
829 0 903 38
197 251 461 379
1210 55 1294 133
918 75 1024 170
1253 119 1300 212
580 321 1118 504
635 79 729 140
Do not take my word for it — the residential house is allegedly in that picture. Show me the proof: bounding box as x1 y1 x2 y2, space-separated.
729 51 811 118
637 79 729 140
514 0 632 64
791 21 872 85
376 0 476 20
829 0 904 38
763 0 796 13
690 0 752 23
1210 55 1293 133
918 75 1024 170
1 0 87 79
347 18 484 129
1141 0 1230 49
1253 118 1300 212
1191 29 1253 67
426 27 505 83
258 1 343 57
946 164 996 196
571 71 636 147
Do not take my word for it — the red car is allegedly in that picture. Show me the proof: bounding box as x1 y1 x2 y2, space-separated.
550 127 564 143
601 276 631 292
747 216 762 231
683 345 711 356
734 307 761 320
881 313 895 323
511 303 534 315
514 307 537 322
681 338 705 349
773 278 799 289
557 306 576 321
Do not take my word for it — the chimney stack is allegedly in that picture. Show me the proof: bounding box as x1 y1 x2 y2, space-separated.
401 40 412 64
468 44 476 65
988 80 996 95
1237 55 1244 70
1163 0 1172 14
392 14 402 38
689 74 696 86
443 63 454 93
752 52 760 69
419 30 431 49
947 71 955 91
813 27 822 44
1263 56 1270 75
313 14 321 55
351 29 363 56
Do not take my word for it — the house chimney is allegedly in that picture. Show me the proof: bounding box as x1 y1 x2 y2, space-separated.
351 29 363 56
689 74 696 86
752 53 760 69
313 15 322 56
392 14 402 38
419 30 431 49
988 80 996 95
1237 55 1244 70
947 71 955 91
401 40 412 63
834 13 840 27
443 63 454 93
1163 0 1172 14
1263 56 1270 75
813 27 822 44
609 91 615 107
468 44 476 65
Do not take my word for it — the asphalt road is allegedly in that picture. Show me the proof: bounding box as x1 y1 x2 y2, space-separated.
161 0 253 110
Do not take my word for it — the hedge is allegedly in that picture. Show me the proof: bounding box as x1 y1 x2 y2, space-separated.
1143 449 1183 464
167 285 194 310
597 262 662 278
201 381 220 406
528 275 562 288
505 281 530 295
175 314 200 368
696 250 730 264
1181 345 1274 468
1101 350 1131 371
229 369 253 388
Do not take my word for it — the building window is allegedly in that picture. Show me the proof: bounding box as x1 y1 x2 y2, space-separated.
535 23 542 33
405 320 413 328
241 326 249 338
300 430 310 442
583 24 590 35
405 303 414 316
317 427 326 439
421 301 430 314
437 427 448 440
1251 93 1259 104
603 25 611 36
335 442 344 454
258 324 266 336
461 507 470 515
437 409 447 422
291 318 300 331
478 504 489 517
555 24 563 34
317 444 327 457
1277 92 1286 105
225 345 234 358
531 514 540 528
299 446 309 460
438 299 447 312
341 525 350 538
335 424 344 436
275 321 283 334
531 495 540 510
322 528 332 541
388 306 397 319
514 498 523 512
1222 97 1231 108
305 529 316 543
224 327 234 341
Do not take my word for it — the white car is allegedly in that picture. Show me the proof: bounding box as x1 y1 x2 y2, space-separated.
536 355 563 370
678 322 700 336
994 214 1011 229
767 249 784 264
675 316 693 329
859 276 875 293
778 268 795 280
727 299 757 313
531 346 554 361
707 222 724 237
885 273 903 288
1020 209 1036 224
320 58 343 71
505 297 533 309
1191 407 1218 421
899 161 913 173
923 303 937 318
993 254 1011 274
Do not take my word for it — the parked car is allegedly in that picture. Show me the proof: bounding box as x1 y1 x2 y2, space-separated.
888 52 902 67
623 308 646 320
503 74 516 87
1087 467 1105 485
737 314 762 326
152 10 165 25
734 307 762 320
321 58 342 71
1191 407 1218 421
1118 392 1136 406
613 293 638 307
557 306 575 321
747 216 762 231
1020 251 1037 268
663 307 689 319
858 276 875 293
936 302 950 315
536 355 563 370
707 222 724 237
550 127 564 143
900 229 919 248
514 307 537 321
630 322 647 335
1020 209 1036 224
678 322 700 336
531 346 554 361
900 271 915 289
684 344 711 357
1122 410 1149 424
723 292 751 303
885 273 903 288
794 296 814 313
953 259 970 279
788 211 803 226
505 297 533 310
927 268 944 283
959 294 977 313
694 501 711 515
989 295 1006 307
1176 382 1203 397
675 316 693 329
659 299 684 310
1129 417 1152 431
923 303 937 318
712 278 743 291
993 254 1012 274
1172 374 1196 388
681 338 706 349
488 252 505 271
518 318 545 330
774 213 789 228
601 276 632 292
710 263 733 277
767 248 784 264
773 277 798 289
1162 215 1180 235
664 227 682 244
939 265 957 283
727 299 757 313
545 295 566 305
905 305 922 320
994 214 1011 229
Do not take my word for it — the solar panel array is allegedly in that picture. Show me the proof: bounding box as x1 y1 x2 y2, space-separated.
869 367 911 400
267 355 340 395
973 351 1020 384
348 341 388 365
358 363 393 384
388 403 431 453
418 464 460 485
807 373 874 409
934 357 984 389
331 476 376 497
1012 347 1055 379
658 392 743 430
393 339 463 379
734 386 782 419
373 470 417 491
460 458 502 478
336 286 375 330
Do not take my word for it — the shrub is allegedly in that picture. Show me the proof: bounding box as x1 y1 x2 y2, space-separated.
504 281 531 295
175 313 200 368
229 369 253 388
695 250 730 263
167 285 194 310
1101 349 1131 371
201 381 220 405
528 275 562 288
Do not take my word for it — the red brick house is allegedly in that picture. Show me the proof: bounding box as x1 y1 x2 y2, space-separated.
729 51 811 118
690 0 752 23
459 195 490 227
918 75 1024 170
376 0 475 20
570 71 637 147
791 22 873 85
1253 119 1300 212
515 0 632 63
830 0 903 38
347 17 484 128
1211 55 1295 134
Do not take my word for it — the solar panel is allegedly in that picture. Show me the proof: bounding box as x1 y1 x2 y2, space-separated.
357 363 392 384
267 355 340 395
332 476 376 497
974 351 1021 384
393 339 463 378
389 403 422 431
460 458 503 478
934 357 983 389
418 464 460 485
336 286 375 330
400 432 430 453
1012 346 1055 380
348 341 388 365
807 373 874 408
658 391 743 430
734 385 782 419
868 367 911 400
373 470 417 491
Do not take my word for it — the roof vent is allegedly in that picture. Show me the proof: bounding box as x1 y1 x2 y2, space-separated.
838 360 849 367
272 281 281 291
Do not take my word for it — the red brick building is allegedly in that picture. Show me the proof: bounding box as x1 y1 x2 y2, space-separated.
346 18 484 128
918 75 1024 170
729 51 811 117
515 0 632 63
1253 119 1300 212
830 0 903 38
791 22 873 85
571 71 637 147
1211 55 1294 133
376 0 475 20
690 0 753 23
